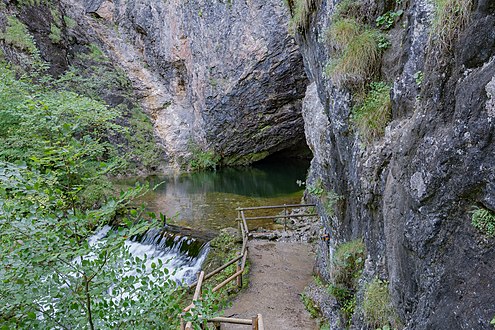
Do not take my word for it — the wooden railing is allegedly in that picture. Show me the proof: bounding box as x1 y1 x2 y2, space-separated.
179 203 316 329
180 205 260 329
237 203 317 231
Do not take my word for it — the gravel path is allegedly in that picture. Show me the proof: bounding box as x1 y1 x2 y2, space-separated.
221 240 318 330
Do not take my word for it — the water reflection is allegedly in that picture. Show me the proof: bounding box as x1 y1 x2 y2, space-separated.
120 160 309 231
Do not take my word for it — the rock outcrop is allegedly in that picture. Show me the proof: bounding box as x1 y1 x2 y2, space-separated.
298 0 495 328
71 0 309 167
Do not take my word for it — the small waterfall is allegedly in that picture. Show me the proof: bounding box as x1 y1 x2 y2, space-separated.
91 225 210 285
126 227 210 285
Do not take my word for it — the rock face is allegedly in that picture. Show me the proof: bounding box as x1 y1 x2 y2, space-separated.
298 0 495 329
73 0 308 167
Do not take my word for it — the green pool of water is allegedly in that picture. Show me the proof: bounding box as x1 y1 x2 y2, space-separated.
117 160 310 232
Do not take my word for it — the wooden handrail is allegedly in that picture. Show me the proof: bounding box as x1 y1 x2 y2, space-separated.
180 203 314 329
238 213 318 221
188 254 243 289
193 271 205 300
236 203 315 211
209 316 253 325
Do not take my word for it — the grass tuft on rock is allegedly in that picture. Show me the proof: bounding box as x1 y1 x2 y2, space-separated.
325 18 383 87
363 278 401 329
328 239 365 324
351 82 391 143
430 0 472 52
287 0 319 35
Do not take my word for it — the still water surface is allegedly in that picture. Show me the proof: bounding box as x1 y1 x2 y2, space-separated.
120 160 310 231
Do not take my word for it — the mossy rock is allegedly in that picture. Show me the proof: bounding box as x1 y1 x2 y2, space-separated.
221 151 270 166
202 228 242 274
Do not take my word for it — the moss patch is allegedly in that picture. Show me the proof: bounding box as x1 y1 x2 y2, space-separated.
0 16 37 54
222 151 270 166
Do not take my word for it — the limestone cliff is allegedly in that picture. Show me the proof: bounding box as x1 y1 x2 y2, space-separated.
76 0 309 167
297 0 495 328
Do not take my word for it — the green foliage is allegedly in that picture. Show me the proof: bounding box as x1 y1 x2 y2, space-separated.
50 7 62 26
363 278 400 329
287 0 318 35
308 179 325 197
329 239 365 324
491 316 495 328
201 231 247 309
187 142 220 171
333 0 364 19
301 293 321 318
0 165 186 328
15 0 49 6
0 63 219 328
323 190 343 217
307 180 342 216
376 10 403 30
326 17 384 87
471 207 495 237
320 322 330 330
64 15 77 29
124 108 163 171
413 70 424 87
56 44 163 173
49 23 62 44
0 64 120 167
0 16 38 54
351 82 391 142
430 0 472 52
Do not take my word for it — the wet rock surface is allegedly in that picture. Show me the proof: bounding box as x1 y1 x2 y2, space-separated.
298 0 495 329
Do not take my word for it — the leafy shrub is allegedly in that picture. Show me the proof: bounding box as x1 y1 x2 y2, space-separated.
471 207 495 237
363 278 400 329
55 44 163 173
351 82 391 142
376 10 404 30
301 293 321 318
0 63 218 328
332 239 365 293
187 141 220 171
0 16 38 54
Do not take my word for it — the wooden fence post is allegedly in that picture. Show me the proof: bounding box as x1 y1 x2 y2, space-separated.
284 204 287 231
236 251 243 288
252 315 259 330
180 315 185 330
257 314 264 330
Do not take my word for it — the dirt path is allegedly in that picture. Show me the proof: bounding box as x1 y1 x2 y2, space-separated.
221 240 318 330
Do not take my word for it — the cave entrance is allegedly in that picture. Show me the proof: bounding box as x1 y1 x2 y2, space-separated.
255 139 313 164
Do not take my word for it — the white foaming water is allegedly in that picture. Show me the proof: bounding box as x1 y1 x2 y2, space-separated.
92 225 209 285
